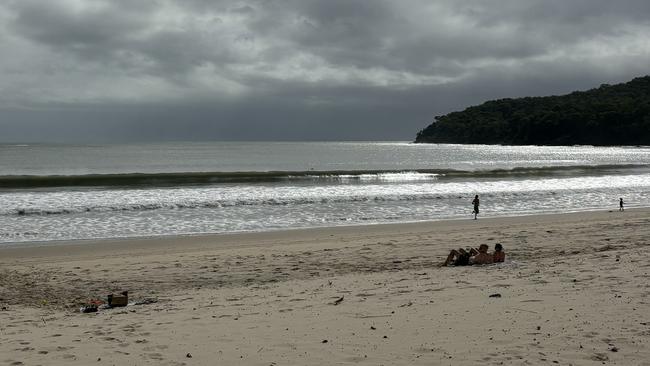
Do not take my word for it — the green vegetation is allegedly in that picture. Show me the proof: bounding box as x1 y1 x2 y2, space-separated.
415 76 650 145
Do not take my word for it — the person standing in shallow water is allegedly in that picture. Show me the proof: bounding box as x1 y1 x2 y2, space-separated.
620 198 624 211
472 195 480 220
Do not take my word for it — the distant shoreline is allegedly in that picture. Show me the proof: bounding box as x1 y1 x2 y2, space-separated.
415 76 650 146
2 207 645 254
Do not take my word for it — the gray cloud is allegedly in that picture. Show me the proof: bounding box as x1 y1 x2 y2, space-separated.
1 0 649 142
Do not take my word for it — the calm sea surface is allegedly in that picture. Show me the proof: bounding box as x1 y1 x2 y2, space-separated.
1 141 650 244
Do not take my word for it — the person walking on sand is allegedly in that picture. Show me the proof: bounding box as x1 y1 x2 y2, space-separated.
472 195 480 220
619 197 624 212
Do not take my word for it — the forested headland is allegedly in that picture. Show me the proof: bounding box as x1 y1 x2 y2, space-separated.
415 76 650 145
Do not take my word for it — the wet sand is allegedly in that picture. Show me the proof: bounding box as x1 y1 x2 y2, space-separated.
1 209 650 365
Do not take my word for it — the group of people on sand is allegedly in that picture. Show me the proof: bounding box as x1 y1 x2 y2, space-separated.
442 243 505 266
448 194 626 266
448 192 628 266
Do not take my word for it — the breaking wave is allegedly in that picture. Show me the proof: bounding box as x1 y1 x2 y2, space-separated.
1 164 648 188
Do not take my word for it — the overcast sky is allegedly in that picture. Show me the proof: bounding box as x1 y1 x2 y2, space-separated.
1 0 649 142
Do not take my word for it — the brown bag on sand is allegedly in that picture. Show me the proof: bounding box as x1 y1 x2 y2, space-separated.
107 291 128 307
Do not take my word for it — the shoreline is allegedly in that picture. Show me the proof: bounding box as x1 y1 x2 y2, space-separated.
1 207 646 295
1 207 649 365
0 206 642 254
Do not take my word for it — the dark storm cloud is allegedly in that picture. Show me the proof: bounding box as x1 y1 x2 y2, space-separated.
1 0 649 142
10 1 146 46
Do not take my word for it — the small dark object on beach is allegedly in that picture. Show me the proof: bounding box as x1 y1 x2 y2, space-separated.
186 353 193 358
489 293 502 298
322 339 328 343
610 347 618 352
370 326 376 330
80 305 98 313
333 296 344 305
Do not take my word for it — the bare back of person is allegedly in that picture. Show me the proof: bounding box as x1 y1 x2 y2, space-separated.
470 251 493 265
493 251 505 262
493 243 505 263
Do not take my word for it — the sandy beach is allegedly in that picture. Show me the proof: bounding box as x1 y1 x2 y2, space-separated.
1 209 650 365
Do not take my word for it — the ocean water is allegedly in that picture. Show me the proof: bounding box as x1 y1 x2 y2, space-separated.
1 141 650 244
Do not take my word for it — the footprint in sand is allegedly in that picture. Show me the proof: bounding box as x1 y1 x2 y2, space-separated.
146 352 165 360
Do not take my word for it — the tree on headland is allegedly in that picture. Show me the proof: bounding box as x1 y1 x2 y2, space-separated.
415 76 650 146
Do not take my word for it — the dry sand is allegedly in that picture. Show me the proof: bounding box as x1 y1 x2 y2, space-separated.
1 209 650 365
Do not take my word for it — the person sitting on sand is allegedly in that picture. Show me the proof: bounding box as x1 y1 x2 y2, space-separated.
443 244 493 266
442 247 472 266
470 244 493 265
493 243 505 263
